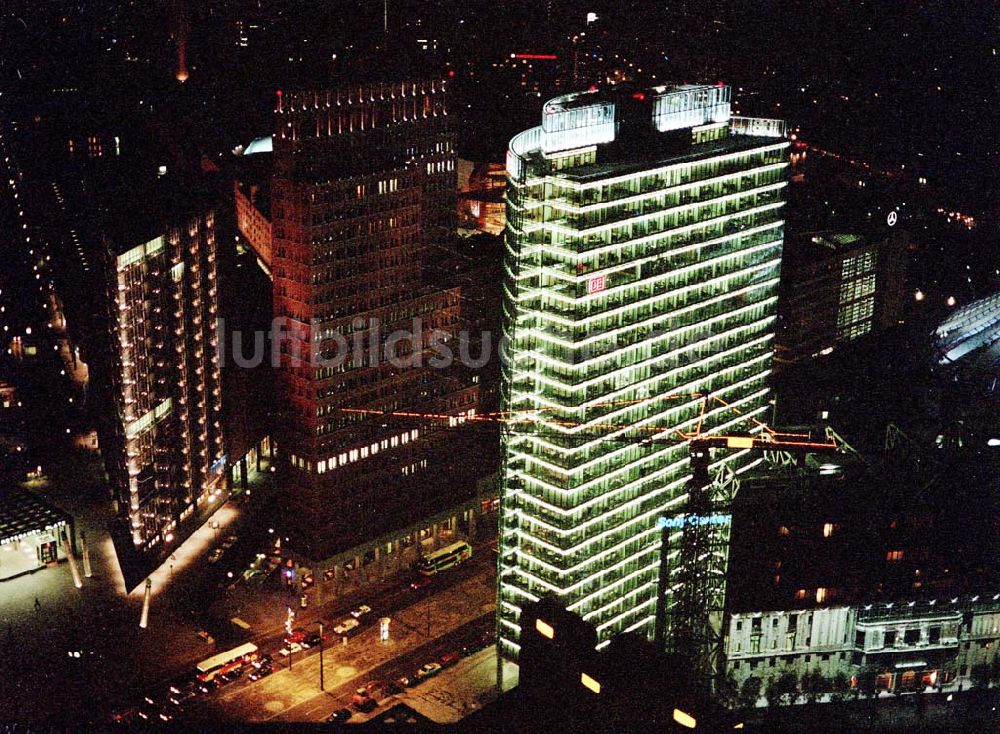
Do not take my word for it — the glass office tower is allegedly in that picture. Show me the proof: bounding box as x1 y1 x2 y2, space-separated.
498 84 789 656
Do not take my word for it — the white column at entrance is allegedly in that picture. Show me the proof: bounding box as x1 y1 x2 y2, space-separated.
62 531 82 589
80 532 93 578
139 578 152 629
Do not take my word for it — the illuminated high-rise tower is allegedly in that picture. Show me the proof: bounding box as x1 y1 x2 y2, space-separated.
102 186 226 589
498 84 789 656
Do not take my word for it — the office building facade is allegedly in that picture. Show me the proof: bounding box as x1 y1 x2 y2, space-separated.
775 229 908 366
104 206 226 563
499 84 789 656
271 80 481 562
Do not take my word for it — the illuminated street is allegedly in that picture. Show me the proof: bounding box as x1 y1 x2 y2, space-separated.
185 557 498 723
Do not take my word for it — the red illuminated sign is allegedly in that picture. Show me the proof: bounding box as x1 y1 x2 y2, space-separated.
588 275 606 294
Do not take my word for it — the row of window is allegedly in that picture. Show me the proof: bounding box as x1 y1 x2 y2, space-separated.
289 429 421 474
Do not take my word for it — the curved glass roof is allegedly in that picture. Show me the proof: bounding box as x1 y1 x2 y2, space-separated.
244 135 273 155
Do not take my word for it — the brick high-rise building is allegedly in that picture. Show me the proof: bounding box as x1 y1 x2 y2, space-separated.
271 79 481 561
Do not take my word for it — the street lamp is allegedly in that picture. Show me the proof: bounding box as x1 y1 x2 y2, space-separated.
317 621 325 691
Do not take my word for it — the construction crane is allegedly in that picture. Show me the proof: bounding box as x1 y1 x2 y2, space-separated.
653 429 847 691
336 399 852 691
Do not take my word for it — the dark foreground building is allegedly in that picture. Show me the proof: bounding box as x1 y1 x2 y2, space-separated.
483 596 740 733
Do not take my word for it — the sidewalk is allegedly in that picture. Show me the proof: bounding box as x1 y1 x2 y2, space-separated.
394 647 519 724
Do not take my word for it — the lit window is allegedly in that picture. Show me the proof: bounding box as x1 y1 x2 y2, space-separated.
317 460 326 474
816 588 828 603
580 672 600 694
795 589 808 600
673 709 697 729
886 550 904 562
778 526 790 536
822 523 835 538
535 618 554 639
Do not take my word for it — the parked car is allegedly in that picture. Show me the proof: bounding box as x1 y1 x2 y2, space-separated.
352 688 378 712
397 675 414 688
248 665 272 681
302 632 326 648
333 618 360 636
301 574 314 589
222 534 238 549
409 576 432 591
252 654 273 669
278 642 302 657
416 662 442 680
168 688 197 706
383 680 403 696
327 708 353 723
207 548 224 564
284 628 308 644
196 678 219 695
441 651 461 668
218 668 243 686
110 707 137 725
350 604 372 619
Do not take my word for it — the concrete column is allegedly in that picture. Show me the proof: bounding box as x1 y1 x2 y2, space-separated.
468 509 477 541
240 459 248 490
62 531 82 589
393 540 401 572
139 578 151 629
316 567 323 606
431 523 440 550
80 532 93 578
255 445 262 472
353 556 362 588
374 545 384 580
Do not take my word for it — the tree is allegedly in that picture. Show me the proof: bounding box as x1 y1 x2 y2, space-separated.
829 671 852 703
801 668 829 704
738 676 763 710
766 671 800 707
856 665 879 699
716 671 740 710
970 663 991 689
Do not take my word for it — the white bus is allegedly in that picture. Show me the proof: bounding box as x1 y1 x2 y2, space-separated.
195 642 259 682
416 540 472 576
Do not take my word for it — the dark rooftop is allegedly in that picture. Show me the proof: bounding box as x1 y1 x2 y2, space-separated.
0 488 72 545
